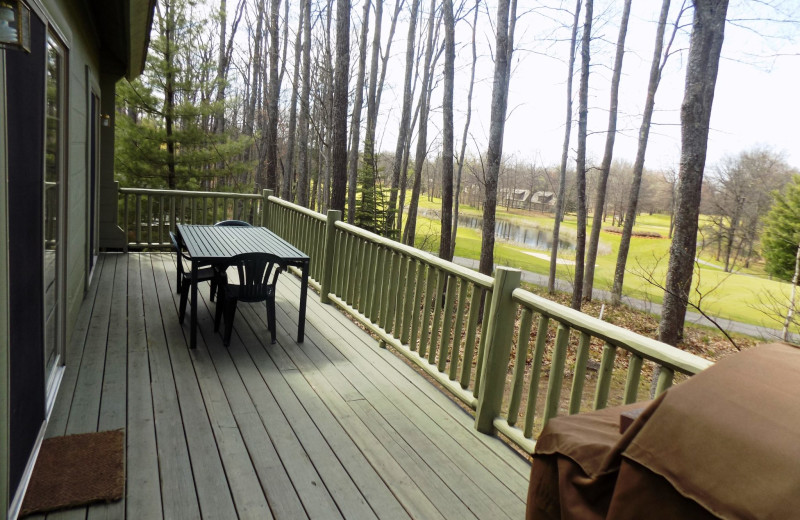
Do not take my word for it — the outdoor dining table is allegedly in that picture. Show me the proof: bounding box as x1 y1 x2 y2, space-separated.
176 224 310 349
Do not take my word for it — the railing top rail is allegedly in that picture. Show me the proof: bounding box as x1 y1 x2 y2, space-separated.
119 187 263 199
268 196 327 222
512 288 713 375
334 219 494 289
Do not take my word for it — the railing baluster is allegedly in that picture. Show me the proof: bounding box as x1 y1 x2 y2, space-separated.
437 276 458 373
568 332 592 415
473 290 492 398
624 354 643 404
427 272 447 364
418 267 438 359
408 262 426 351
123 193 130 242
594 342 618 410
147 195 153 245
363 242 376 317
135 195 142 244
369 246 385 323
524 315 550 438
399 258 416 344
655 366 674 395
448 278 468 381
543 323 571 426
461 285 482 390
384 252 401 333
507 308 533 427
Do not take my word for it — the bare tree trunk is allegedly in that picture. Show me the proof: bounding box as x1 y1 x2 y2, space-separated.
297 0 312 207
330 0 351 213
583 0 631 302
390 0 420 234
570 0 592 310
548 0 581 293
612 0 676 305
360 0 384 225
450 0 480 259
162 0 177 189
439 0 455 260
264 0 281 191
347 0 372 222
403 0 437 246
478 0 516 276
282 1 305 202
213 0 245 135
659 0 729 346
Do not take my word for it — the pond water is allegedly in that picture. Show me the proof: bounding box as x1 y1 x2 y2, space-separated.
419 209 577 252
456 214 576 252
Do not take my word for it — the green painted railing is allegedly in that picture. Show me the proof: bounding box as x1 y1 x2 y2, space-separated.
117 187 713 454
262 193 713 454
118 187 268 249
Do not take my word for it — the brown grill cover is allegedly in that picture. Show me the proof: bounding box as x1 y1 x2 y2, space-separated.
527 343 800 520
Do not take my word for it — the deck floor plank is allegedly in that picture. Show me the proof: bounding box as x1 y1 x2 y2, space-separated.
139 254 202 520
39 254 530 520
153 253 273 520
124 253 164 520
147 255 239 519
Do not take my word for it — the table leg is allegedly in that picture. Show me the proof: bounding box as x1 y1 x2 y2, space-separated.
298 261 308 343
190 260 198 349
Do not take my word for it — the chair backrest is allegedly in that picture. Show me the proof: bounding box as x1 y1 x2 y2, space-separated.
214 220 253 227
226 252 284 302
169 231 188 273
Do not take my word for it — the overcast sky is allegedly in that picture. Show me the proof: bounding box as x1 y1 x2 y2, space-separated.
367 0 800 173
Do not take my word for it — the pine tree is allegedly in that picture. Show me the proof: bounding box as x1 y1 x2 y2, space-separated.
763 176 800 281
114 0 252 190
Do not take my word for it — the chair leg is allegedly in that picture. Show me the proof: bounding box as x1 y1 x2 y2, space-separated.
267 298 277 344
179 278 191 323
223 298 238 347
176 270 181 294
209 278 217 302
214 290 225 332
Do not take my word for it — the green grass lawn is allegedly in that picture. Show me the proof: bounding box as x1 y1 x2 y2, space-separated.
407 194 793 330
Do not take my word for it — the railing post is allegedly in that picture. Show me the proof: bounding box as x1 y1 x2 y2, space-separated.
262 189 273 228
320 210 341 304
475 267 521 434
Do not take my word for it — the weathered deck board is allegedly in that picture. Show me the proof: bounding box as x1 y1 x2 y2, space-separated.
39 253 530 519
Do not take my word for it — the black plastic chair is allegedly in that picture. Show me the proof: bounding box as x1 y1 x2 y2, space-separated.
214 219 253 227
169 231 222 322
214 252 284 346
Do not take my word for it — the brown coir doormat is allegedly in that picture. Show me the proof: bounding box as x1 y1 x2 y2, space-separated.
20 429 124 517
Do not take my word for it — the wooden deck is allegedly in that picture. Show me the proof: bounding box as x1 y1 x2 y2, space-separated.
36 253 530 520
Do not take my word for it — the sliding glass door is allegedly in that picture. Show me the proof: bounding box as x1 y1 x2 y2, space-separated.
44 32 65 390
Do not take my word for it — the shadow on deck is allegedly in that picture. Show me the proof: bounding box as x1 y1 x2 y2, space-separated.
38 253 530 520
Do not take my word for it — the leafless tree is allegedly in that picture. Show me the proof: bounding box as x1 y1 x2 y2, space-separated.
478 0 517 276
611 0 681 305
570 0 592 310
439 0 456 260
329 0 351 213
548 0 581 294
583 0 631 302
660 0 729 346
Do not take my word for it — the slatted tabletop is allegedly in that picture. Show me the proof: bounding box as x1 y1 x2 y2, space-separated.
178 225 309 264
177 225 310 347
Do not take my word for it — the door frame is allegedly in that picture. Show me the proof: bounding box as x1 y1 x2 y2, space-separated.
86 73 101 289
43 28 68 413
